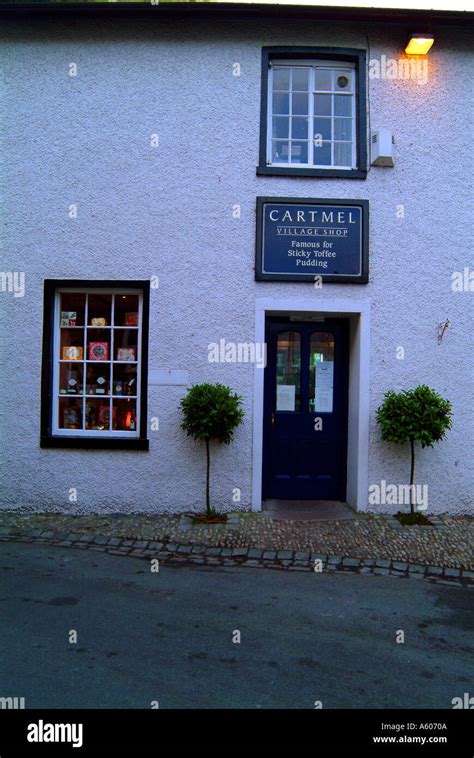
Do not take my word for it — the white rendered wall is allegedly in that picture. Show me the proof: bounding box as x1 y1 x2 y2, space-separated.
0 16 472 515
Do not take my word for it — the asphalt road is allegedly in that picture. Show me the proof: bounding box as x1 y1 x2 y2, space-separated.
1 542 472 709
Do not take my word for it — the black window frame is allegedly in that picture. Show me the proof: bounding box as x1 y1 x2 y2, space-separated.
257 46 368 179
40 279 150 451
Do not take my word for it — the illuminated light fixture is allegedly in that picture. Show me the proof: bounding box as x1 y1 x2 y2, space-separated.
405 33 434 55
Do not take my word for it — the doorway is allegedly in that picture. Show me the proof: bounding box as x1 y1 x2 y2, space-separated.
262 317 349 501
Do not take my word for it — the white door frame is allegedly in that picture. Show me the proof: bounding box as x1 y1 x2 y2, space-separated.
251 297 371 512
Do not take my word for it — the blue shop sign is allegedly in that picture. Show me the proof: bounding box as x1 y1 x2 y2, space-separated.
255 197 369 283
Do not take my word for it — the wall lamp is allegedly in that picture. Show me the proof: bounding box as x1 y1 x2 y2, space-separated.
405 33 434 55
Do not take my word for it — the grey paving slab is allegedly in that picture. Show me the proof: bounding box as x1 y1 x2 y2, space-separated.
443 567 461 578
427 566 444 576
408 563 427 573
294 551 311 561
277 550 294 560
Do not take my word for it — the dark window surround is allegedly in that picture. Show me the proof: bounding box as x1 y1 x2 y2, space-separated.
258 47 368 179
40 279 150 451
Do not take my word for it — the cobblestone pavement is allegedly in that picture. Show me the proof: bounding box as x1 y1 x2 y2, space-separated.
0 511 472 584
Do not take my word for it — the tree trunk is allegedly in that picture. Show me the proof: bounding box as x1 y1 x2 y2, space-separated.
410 439 415 515
205 438 211 516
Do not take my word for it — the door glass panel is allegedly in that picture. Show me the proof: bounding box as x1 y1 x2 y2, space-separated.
309 332 335 413
276 331 301 411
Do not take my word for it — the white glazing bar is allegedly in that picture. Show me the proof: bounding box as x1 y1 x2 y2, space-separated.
267 65 273 164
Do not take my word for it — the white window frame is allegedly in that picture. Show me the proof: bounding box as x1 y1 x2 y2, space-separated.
52 287 143 438
267 60 357 170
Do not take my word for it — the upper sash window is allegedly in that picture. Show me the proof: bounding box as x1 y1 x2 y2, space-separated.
270 62 356 170
258 48 367 179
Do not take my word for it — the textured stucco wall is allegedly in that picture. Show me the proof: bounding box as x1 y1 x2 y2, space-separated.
0 15 472 515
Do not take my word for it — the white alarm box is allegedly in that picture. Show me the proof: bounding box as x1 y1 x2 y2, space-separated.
371 130 395 167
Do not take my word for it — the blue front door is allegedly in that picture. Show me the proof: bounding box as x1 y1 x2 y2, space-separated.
263 318 349 501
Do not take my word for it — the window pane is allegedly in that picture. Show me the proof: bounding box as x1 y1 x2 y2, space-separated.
334 142 353 166
86 363 110 397
88 293 112 327
292 67 309 91
60 293 85 327
272 116 289 139
313 117 331 141
292 92 308 115
290 141 309 164
113 365 138 397
334 95 352 116
273 92 290 115
308 332 335 413
313 141 332 165
334 117 352 141
334 70 353 91
61 327 84 361
314 69 332 91
59 362 84 397
113 399 138 431
314 94 331 116
272 140 289 163
87 328 110 361
273 67 290 90
85 398 112 431
114 328 138 362
276 332 301 412
291 116 308 139
114 294 139 327
59 397 83 430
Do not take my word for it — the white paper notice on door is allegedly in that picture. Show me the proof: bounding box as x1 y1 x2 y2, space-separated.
315 362 334 413
277 384 296 411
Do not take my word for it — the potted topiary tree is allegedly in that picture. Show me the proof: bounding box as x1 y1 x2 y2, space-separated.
180 383 244 522
376 384 452 523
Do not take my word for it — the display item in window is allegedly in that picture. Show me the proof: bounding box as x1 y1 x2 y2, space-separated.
63 406 81 429
117 347 136 362
60 311 77 327
89 342 109 361
63 346 83 360
125 312 138 326
95 376 107 394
